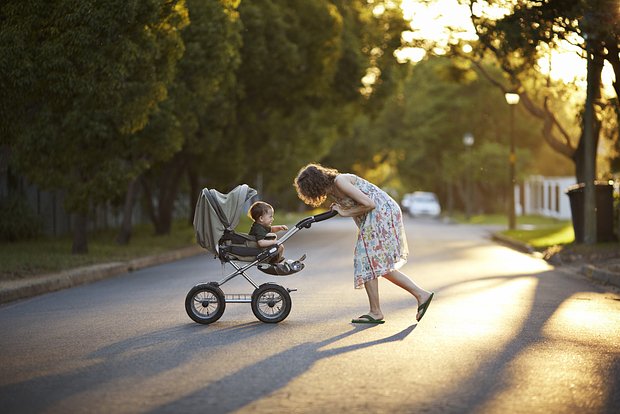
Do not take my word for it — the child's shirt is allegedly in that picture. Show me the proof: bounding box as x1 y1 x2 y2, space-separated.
249 222 271 241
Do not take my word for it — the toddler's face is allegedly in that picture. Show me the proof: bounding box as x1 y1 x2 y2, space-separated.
258 208 274 226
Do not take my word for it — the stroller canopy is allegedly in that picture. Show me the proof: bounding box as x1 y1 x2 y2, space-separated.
193 184 258 254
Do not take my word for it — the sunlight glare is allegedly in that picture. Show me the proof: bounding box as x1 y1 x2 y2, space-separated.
399 0 615 93
400 0 476 46
437 276 538 339
394 47 426 63
373 4 385 17
539 36 616 95
542 294 620 343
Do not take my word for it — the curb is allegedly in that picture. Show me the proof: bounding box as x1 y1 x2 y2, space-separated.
0 245 204 305
581 264 620 289
490 233 620 290
490 233 535 254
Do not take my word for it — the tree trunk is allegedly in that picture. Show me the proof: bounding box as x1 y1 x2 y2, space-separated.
116 177 140 245
572 54 604 183
142 154 187 235
72 212 88 254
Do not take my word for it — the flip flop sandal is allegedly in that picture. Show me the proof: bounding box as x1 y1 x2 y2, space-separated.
416 292 434 322
351 314 385 324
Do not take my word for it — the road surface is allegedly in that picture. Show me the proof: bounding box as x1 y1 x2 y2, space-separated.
1 217 619 413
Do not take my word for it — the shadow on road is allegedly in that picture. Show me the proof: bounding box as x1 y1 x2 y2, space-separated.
423 269 620 413
0 322 272 412
147 323 417 413
0 318 416 413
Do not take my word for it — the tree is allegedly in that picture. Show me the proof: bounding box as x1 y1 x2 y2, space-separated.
351 57 551 213
232 0 345 203
0 0 188 252
318 1 411 179
138 0 243 235
465 0 619 181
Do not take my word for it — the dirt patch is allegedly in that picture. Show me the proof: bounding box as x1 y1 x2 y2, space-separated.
543 243 620 270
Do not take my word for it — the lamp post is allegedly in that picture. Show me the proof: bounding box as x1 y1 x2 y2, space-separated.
505 92 520 230
463 132 474 220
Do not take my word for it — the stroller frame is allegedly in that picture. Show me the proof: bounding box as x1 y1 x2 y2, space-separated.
186 209 337 324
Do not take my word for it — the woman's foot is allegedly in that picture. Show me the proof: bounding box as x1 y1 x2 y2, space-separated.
416 292 434 321
352 312 385 324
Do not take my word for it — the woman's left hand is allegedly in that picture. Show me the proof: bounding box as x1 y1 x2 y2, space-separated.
330 203 343 214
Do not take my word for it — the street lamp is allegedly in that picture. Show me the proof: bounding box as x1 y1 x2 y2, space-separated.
505 92 520 230
463 132 474 220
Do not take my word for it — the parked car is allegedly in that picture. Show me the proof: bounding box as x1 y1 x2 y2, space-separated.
401 192 441 218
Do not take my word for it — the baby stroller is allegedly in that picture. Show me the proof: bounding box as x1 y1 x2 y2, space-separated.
186 184 337 324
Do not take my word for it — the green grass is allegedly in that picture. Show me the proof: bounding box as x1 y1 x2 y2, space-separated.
452 213 568 227
451 213 576 249
0 211 313 281
0 219 197 281
502 222 575 248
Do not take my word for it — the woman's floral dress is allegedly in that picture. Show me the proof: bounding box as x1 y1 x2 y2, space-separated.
333 175 409 288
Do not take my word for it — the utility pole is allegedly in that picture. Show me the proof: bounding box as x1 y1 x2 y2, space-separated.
583 17 597 245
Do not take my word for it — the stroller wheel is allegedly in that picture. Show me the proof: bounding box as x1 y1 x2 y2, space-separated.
251 283 292 323
185 283 225 324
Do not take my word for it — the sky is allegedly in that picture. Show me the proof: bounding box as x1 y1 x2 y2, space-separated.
395 0 616 92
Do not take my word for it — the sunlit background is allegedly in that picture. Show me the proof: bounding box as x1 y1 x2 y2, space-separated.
397 0 616 92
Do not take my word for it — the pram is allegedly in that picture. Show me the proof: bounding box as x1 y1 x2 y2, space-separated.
186 184 337 324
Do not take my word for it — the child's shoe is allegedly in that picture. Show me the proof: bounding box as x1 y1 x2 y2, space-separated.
258 254 306 276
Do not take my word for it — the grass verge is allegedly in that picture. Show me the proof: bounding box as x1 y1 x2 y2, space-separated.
452 213 576 250
502 223 575 249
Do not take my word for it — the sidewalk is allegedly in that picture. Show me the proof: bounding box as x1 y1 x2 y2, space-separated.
0 245 203 305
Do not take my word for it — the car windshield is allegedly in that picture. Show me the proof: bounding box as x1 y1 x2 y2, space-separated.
413 194 436 202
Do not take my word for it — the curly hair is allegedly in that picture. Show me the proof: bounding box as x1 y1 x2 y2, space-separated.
293 163 340 207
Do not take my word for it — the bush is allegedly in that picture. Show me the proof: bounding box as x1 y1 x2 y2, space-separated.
0 195 43 242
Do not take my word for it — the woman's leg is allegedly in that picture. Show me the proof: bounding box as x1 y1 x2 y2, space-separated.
383 270 432 306
363 278 383 319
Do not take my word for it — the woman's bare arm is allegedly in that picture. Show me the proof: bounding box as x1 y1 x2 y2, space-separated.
331 174 375 217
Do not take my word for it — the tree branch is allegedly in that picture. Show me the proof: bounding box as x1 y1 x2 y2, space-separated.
467 56 576 159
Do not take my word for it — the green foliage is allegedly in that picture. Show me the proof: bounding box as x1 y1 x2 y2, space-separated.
468 0 620 181
139 0 244 233
0 195 42 242
214 0 411 205
234 0 346 192
1 0 189 213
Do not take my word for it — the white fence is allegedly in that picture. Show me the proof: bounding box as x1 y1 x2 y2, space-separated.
516 176 576 220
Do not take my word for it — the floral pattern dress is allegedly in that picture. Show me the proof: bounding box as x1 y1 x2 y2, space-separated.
333 175 409 288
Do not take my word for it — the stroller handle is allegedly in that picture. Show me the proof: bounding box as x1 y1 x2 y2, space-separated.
295 210 338 229
275 210 338 246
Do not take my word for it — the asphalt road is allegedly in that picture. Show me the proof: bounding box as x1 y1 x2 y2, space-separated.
1 217 619 414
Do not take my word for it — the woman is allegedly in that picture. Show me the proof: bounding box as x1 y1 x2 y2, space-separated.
294 163 434 324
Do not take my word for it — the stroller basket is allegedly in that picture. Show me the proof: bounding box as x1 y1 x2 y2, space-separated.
224 293 252 303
